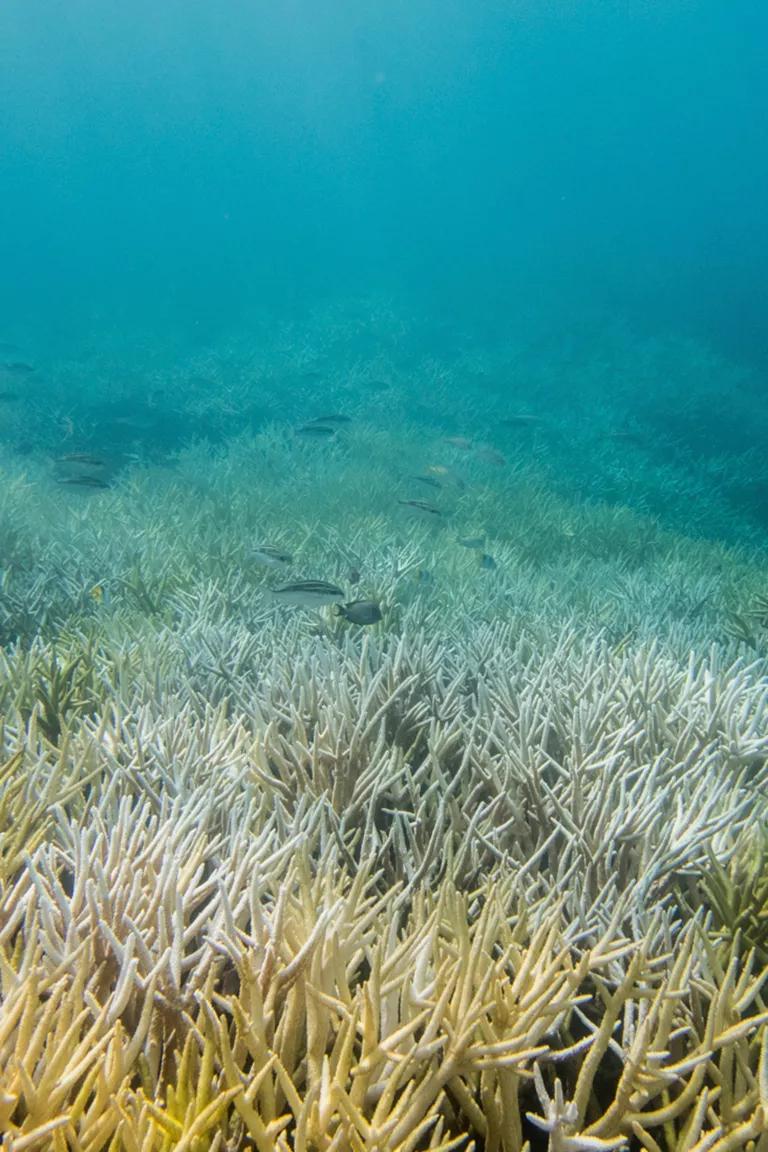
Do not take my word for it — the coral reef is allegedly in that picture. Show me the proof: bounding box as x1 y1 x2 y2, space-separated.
1 321 768 1150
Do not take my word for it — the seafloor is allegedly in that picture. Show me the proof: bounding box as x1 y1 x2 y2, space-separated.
1 308 767 1152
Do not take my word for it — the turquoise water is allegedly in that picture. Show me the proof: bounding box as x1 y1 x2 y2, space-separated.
1 0 767 546
2 2 766 349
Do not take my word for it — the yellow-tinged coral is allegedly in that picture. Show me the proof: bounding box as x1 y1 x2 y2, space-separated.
3 827 768 1152
1 345 768 1151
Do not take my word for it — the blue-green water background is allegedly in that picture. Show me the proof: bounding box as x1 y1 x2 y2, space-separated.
1 0 767 544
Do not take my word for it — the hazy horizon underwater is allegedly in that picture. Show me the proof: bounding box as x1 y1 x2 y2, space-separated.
2 2 768 1151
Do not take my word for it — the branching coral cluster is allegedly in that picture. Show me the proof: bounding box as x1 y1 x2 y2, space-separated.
1 367 768 1150
3 751 768 1152
1 600 768 1150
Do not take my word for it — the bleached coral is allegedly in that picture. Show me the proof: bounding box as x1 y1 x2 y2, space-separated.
1 323 768 1149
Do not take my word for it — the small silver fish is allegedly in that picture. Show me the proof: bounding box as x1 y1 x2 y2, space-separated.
501 413 541 427
398 499 443 520
410 474 442 489
58 474 110 489
335 600 382 625
476 445 506 466
2 362 35 375
306 413 351 425
271 580 345 607
458 535 485 550
253 545 293 568
294 423 337 438
426 465 466 490
56 453 107 467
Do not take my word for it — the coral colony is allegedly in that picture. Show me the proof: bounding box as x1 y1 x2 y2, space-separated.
1 329 768 1151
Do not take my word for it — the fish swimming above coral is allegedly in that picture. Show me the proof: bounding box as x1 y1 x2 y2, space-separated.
58 474 110 489
55 453 107 467
501 413 542 427
305 413 351 426
1 361 35 375
426 464 466 489
270 579 345 607
294 422 337 439
475 444 506 466
252 545 293 568
335 599 382 625
398 499 444 521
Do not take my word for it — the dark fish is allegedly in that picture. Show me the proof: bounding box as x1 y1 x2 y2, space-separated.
0 392 19 402
58 475 110 489
476 445 506 466
458 536 485 550
398 499 443 519
294 423 337 438
2 362 35 375
56 453 107 467
348 567 361 585
307 414 351 426
0 343 20 353
335 599 382 625
299 369 325 380
410 474 442 489
111 414 157 430
480 553 497 570
253 545 293 568
501 414 541 427
416 569 435 585
271 580 345 607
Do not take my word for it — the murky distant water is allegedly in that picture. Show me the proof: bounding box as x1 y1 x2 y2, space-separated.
1 0 766 547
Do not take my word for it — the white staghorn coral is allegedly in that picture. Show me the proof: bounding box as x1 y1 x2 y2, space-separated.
1 319 768 1149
